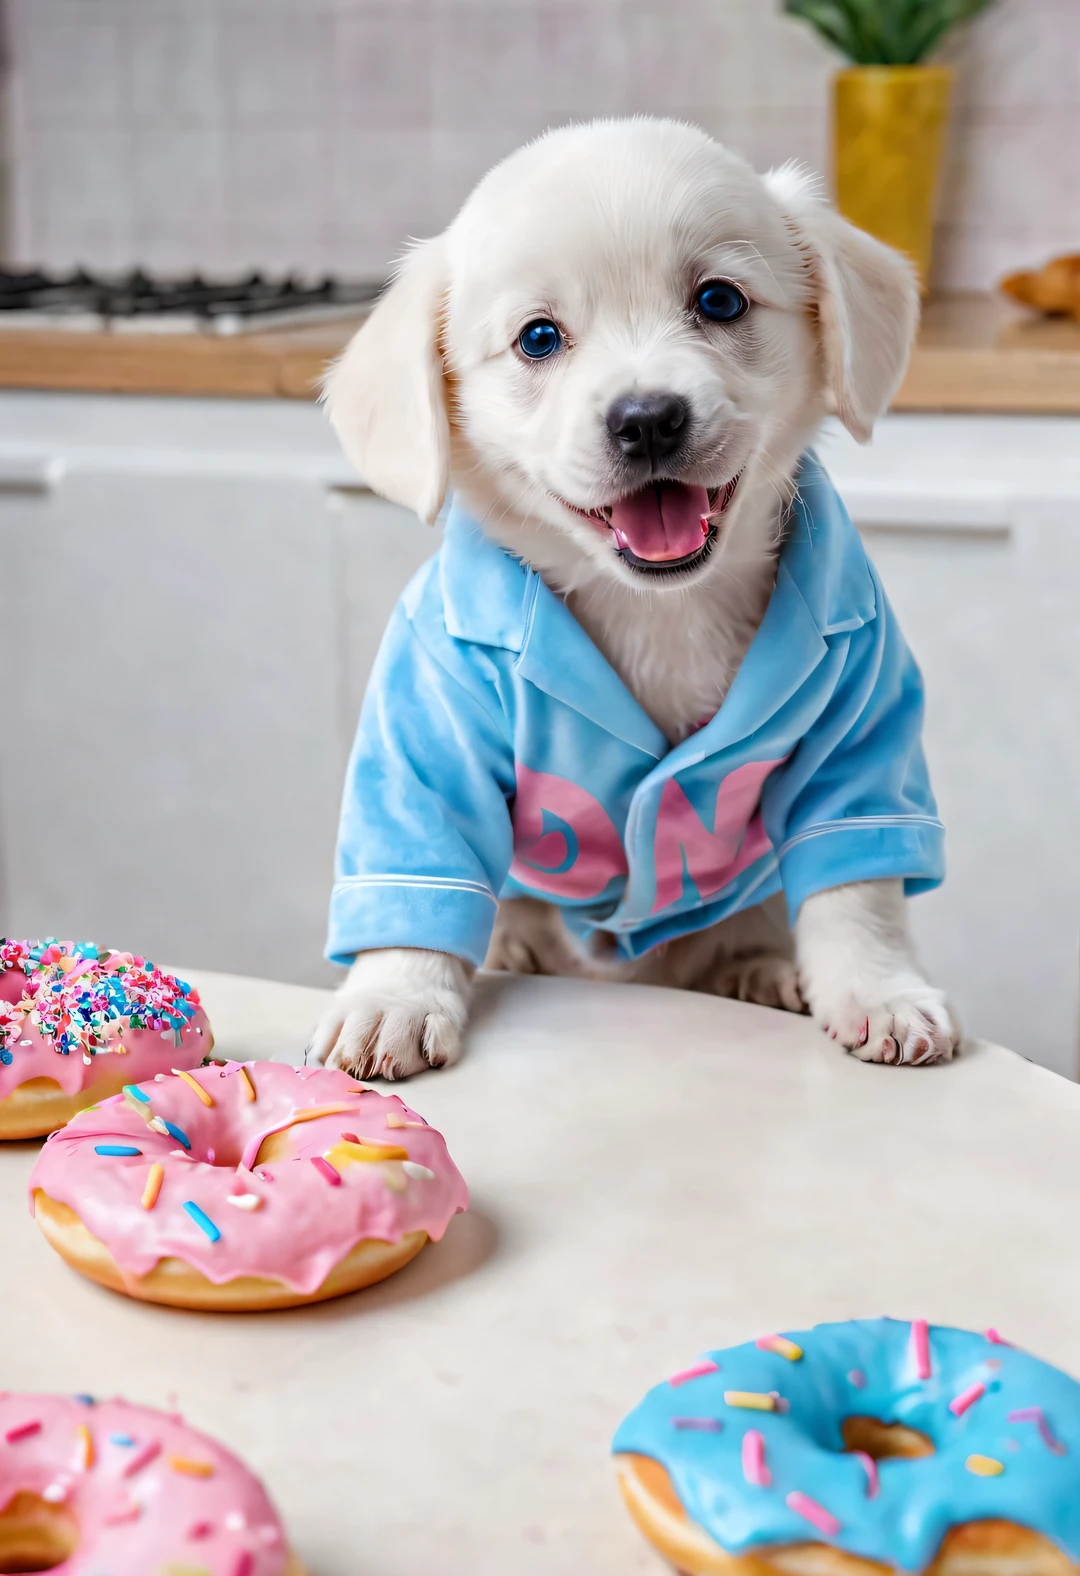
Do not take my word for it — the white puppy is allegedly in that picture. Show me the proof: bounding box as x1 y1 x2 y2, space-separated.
310 117 959 1079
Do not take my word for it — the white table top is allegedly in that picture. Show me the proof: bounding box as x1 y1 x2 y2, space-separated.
5 971 1080 1575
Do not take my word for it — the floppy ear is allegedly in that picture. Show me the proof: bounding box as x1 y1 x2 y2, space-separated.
322 236 450 525
764 165 919 443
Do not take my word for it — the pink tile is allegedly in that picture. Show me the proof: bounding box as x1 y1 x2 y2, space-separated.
940 107 1078 233
17 6 127 129
219 8 334 125
332 2 433 131
326 128 436 268
945 0 1080 111
21 125 135 268
127 2 223 127
429 4 545 130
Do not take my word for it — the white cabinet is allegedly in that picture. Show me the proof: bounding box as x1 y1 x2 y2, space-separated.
0 393 435 991
819 416 1080 1078
0 397 1076 1075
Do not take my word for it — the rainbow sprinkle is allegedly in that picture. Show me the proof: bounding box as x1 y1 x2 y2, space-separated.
4 1419 42 1443
103 1500 140 1525
141 1163 164 1211
724 1392 776 1412
1008 1406 1067 1455
911 1319 932 1380
672 1417 722 1432
668 1359 719 1388
741 1429 770 1486
162 1120 191 1150
182 1201 220 1242
786 1490 841 1536
122 1440 161 1478
950 1381 986 1417
966 1454 1004 1476
232 1552 254 1576
172 1068 214 1107
755 1334 803 1361
0 938 200 1059
74 1424 94 1470
225 1193 262 1212
853 1450 879 1498
167 1455 216 1478
94 1144 142 1157
324 1138 409 1168
310 1156 341 1186
847 1369 867 1388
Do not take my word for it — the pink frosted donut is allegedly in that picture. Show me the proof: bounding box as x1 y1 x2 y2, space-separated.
0 939 211 1140
0 1391 302 1574
29 1061 468 1310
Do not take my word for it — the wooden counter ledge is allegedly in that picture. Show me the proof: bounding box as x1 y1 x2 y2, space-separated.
1 293 1079 412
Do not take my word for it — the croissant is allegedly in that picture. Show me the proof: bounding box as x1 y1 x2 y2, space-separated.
1000 253 1080 321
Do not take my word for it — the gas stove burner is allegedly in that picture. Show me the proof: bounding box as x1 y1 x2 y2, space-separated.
0 269 382 334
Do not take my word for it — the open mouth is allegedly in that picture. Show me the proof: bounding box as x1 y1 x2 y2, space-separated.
568 474 742 575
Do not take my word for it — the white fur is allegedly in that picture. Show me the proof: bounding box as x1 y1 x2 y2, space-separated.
308 948 473 1079
310 117 958 1078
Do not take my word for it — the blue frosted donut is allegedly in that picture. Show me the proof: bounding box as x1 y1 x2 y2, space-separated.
613 1318 1080 1573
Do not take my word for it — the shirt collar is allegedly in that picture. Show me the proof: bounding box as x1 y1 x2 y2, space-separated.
784 452 877 637
437 454 876 756
440 455 874 648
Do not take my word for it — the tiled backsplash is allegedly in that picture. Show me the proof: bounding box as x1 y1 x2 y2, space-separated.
6 0 1078 291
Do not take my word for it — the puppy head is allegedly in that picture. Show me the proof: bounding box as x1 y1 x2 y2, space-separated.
325 118 917 590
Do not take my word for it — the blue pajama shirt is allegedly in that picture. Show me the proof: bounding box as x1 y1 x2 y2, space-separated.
326 455 943 968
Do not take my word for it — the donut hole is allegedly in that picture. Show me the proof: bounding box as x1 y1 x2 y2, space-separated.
0 1492 78 1572
193 1131 246 1168
185 1127 293 1169
842 1415 935 1460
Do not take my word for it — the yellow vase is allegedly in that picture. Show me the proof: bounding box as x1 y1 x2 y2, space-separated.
833 65 952 292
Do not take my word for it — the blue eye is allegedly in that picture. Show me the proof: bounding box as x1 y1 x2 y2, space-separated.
518 319 562 359
696 280 749 323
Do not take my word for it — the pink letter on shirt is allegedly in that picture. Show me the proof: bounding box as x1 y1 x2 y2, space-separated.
510 766 628 900
651 757 783 914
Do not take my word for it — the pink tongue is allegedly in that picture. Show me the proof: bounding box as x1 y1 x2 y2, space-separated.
609 483 710 562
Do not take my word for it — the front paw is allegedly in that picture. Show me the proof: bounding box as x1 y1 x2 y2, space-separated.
815 985 960 1066
710 953 806 1014
307 949 471 1080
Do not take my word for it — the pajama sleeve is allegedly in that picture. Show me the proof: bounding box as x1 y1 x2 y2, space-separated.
762 566 945 922
326 596 517 968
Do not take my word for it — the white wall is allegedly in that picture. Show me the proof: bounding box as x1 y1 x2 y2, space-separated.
7 0 1079 293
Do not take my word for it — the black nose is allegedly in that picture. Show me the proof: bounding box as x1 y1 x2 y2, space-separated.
606 393 688 461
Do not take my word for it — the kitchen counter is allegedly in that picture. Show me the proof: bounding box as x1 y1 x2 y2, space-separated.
2 292 1080 411
3 967 1080 1574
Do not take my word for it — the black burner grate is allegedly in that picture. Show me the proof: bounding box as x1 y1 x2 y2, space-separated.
0 268 381 321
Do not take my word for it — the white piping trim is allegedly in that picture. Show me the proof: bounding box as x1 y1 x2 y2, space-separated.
778 816 944 859
332 874 498 904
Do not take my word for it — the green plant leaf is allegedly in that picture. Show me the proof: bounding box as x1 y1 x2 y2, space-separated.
782 0 999 64
784 0 864 61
